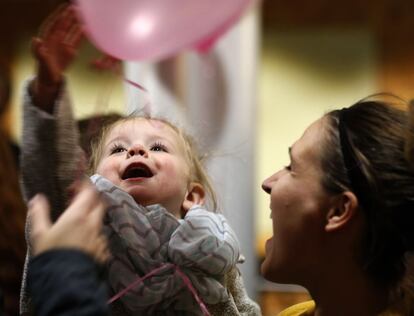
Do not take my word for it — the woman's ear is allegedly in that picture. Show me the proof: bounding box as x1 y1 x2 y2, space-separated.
182 182 206 213
325 191 359 232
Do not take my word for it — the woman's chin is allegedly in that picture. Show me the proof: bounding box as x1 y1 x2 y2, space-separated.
261 257 280 282
261 244 274 280
260 259 269 278
261 239 285 282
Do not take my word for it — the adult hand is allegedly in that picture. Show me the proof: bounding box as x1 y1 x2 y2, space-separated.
30 4 83 113
28 182 108 263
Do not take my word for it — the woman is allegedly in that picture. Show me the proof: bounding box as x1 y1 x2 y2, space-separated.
0 61 24 316
0 132 25 316
261 96 414 315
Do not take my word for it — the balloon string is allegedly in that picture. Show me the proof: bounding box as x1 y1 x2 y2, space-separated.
91 55 151 114
174 265 211 316
107 263 211 316
107 263 171 304
123 77 148 93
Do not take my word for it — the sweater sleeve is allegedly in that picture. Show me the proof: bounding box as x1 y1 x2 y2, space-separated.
28 250 108 316
21 79 85 222
20 80 86 316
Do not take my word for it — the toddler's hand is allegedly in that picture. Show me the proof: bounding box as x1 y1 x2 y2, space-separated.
30 4 83 112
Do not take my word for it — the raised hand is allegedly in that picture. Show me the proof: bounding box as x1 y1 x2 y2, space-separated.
30 4 83 112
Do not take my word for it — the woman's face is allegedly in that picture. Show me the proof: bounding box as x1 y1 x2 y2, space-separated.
261 118 334 283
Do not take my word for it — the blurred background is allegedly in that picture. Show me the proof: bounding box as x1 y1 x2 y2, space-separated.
2 0 414 315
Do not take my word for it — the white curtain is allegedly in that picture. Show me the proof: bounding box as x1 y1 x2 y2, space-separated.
124 7 260 297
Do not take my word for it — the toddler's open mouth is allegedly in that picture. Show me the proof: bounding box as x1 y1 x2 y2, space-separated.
122 163 153 179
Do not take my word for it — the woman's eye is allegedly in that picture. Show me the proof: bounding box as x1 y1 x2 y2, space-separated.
150 142 168 152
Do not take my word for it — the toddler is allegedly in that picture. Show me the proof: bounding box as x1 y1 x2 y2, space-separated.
20 5 260 316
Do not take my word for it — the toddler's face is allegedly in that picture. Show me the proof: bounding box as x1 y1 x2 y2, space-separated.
96 118 191 217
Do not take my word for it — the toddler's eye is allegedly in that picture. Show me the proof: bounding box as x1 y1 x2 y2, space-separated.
110 144 126 154
150 142 168 152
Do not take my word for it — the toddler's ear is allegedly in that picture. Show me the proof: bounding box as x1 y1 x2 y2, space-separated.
182 182 205 213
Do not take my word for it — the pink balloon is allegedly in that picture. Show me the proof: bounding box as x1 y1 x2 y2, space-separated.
75 0 252 61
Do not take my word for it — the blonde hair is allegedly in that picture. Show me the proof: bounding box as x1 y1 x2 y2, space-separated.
88 116 218 211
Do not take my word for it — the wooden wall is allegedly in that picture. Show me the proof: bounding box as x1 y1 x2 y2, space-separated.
263 0 414 99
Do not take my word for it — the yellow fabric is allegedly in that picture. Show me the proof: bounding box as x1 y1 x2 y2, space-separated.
277 301 315 316
277 300 405 316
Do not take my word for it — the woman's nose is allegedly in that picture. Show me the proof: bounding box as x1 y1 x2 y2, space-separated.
262 171 281 194
127 145 148 158
262 180 272 194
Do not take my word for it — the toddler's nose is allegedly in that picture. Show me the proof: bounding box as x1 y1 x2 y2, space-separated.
127 145 148 158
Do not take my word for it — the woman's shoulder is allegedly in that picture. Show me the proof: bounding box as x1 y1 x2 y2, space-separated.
277 300 315 316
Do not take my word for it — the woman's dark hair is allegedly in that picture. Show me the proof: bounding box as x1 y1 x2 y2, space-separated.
0 131 26 315
320 95 414 289
0 64 11 117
